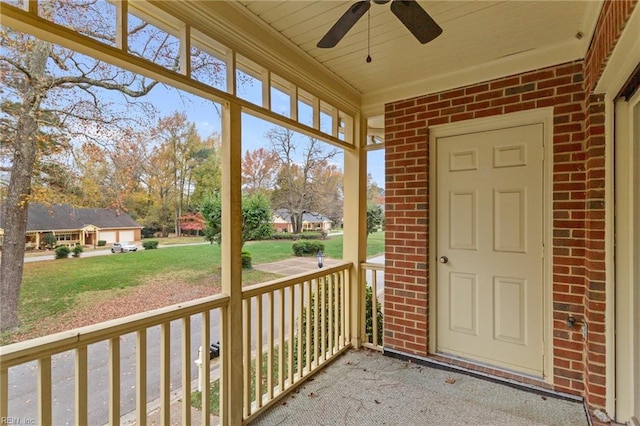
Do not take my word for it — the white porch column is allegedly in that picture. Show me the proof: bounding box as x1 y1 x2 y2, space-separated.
220 101 243 425
342 114 368 348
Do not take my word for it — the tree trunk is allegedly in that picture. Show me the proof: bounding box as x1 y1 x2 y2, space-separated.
0 105 41 331
0 39 49 331
292 211 304 234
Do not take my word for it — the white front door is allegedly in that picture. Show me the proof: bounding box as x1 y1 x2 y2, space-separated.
435 123 544 377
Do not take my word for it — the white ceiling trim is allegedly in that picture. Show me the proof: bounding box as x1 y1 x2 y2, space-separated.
580 0 606 56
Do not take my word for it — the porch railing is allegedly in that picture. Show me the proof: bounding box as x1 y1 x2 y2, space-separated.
0 262 352 425
361 262 384 351
241 263 351 422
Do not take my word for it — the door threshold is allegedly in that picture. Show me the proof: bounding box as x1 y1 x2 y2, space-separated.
383 348 581 403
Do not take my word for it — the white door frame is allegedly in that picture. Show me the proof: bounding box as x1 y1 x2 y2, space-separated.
428 108 554 383
614 87 640 426
594 5 640 420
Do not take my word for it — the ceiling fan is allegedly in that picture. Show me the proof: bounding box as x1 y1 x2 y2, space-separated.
317 0 442 48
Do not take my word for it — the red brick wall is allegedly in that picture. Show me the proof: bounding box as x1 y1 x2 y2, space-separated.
582 93 607 408
385 62 587 396
584 0 638 93
384 104 430 354
384 0 637 414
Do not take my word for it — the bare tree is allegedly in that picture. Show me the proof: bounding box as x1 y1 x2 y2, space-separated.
267 127 340 234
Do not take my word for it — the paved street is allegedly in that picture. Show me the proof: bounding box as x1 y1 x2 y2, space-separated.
8 313 222 425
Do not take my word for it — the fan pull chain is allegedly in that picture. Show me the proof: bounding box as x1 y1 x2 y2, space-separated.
366 7 372 63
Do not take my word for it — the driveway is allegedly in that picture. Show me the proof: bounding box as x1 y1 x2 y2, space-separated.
253 255 384 276
252 256 343 275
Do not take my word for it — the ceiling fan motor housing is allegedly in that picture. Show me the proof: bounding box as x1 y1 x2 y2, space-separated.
317 0 442 48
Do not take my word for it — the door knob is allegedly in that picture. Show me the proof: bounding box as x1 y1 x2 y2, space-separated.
439 256 448 264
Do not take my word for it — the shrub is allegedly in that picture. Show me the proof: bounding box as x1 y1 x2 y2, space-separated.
292 240 324 256
97 240 107 247
142 240 159 250
365 285 384 345
141 227 156 238
55 246 71 259
271 233 296 240
299 231 326 240
42 233 57 249
72 245 83 258
295 282 343 366
241 251 252 269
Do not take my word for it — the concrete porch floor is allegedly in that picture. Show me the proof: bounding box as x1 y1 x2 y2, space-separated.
248 349 588 426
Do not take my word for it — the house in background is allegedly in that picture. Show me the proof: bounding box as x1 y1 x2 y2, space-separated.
272 209 333 233
0 203 142 249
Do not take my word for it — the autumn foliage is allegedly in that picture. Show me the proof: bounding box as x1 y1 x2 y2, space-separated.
179 212 206 234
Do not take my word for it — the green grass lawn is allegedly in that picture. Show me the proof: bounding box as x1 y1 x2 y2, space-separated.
9 232 385 342
243 231 384 263
18 245 224 328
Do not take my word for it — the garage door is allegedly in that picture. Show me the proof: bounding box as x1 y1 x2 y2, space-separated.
99 231 116 243
119 230 134 241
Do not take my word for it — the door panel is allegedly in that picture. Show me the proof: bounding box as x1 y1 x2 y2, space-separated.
436 123 544 377
494 189 526 252
449 272 478 335
450 191 477 250
494 276 525 344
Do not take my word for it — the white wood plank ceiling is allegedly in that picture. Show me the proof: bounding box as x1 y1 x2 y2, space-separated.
234 1 600 115
166 1 601 116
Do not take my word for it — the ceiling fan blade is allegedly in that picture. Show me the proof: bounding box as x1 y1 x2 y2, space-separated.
317 1 371 48
390 0 442 44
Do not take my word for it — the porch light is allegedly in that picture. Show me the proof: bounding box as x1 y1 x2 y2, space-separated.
317 250 324 268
